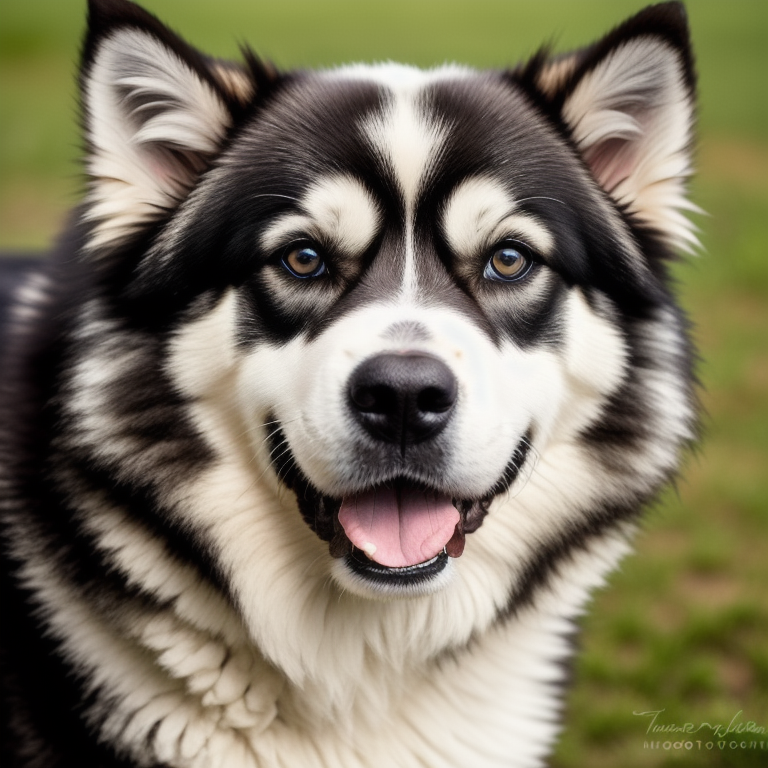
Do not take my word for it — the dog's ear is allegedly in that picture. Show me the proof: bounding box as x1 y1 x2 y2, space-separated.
80 0 272 253
528 2 698 251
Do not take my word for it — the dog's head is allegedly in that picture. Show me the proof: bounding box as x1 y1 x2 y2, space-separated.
74 0 697 605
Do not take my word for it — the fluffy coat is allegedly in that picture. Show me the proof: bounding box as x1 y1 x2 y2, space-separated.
0 2 698 766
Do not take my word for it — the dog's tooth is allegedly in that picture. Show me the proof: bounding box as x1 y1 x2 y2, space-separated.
362 542 377 559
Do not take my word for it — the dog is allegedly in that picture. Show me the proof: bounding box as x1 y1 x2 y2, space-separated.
0 1 699 766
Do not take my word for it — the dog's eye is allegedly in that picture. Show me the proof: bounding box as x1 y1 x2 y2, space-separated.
483 242 535 283
281 243 327 279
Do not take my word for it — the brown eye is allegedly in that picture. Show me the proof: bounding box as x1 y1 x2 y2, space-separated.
484 242 534 282
281 244 326 279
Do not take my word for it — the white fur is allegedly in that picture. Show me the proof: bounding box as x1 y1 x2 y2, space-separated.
13 452 633 768
631 307 697 475
357 67 453 298
260 175 381 255
332 61 473 92
442 176 555 257
562 38 700 251
83 28 231 252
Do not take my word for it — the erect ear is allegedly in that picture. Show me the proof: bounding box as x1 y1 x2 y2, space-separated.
531 2 698 252
80 0 270 253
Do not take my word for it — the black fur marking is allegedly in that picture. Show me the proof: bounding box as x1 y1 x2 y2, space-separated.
1 564 151 768
0 244 234 683
498 501 643 626
421 75 667 336
139 77 394 339
0 257 45 349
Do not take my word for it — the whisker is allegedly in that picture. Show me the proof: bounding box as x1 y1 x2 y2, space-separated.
250 193 301 203
515 195 569 207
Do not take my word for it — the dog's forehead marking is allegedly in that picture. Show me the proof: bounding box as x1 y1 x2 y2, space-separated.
332 64 472 299
442 177 556 258
362 83 444 298
260 175 380 254
357 72 448 210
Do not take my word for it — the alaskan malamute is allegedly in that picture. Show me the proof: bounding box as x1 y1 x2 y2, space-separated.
0 1 699 765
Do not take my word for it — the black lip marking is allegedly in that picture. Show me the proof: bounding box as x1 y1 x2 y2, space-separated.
266 415 340 542
452 431 533 532
346 548 449 587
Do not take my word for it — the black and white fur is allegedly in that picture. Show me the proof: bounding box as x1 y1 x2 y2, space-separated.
0 2 699 766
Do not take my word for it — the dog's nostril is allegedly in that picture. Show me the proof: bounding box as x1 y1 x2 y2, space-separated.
350 383 397 414
348 353 458 446
417 385 457 414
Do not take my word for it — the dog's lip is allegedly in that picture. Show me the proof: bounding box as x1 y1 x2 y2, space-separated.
350 545 445 571
344 547 451 585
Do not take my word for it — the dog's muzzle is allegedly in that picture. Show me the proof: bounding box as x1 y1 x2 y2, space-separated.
267 350 531 588
336 353 463 570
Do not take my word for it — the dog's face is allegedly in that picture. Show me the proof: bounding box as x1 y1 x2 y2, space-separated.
223 67 641 597
76 2 697 605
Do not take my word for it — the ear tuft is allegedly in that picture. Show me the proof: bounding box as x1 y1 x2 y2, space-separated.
209 59 257 106
80 0 252 253
538 3 700 252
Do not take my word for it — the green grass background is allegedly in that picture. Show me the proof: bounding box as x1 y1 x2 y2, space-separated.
1 1 766 765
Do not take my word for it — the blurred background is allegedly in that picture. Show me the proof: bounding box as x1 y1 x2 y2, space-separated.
1 1 766 765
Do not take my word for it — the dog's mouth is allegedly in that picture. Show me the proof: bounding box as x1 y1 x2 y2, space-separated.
267 421 531 586
336 484 464 567
327 481 474 585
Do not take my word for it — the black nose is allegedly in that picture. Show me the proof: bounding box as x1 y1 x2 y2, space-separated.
348 353 458 449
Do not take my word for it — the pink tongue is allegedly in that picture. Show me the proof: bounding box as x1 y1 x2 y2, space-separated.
338 487 460 568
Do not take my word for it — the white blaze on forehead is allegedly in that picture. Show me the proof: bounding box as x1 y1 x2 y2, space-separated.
260 175 380 254
362 86 447 211
331 62 472 179
331 62 473 90
442 176 555 257
351 68 450 297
